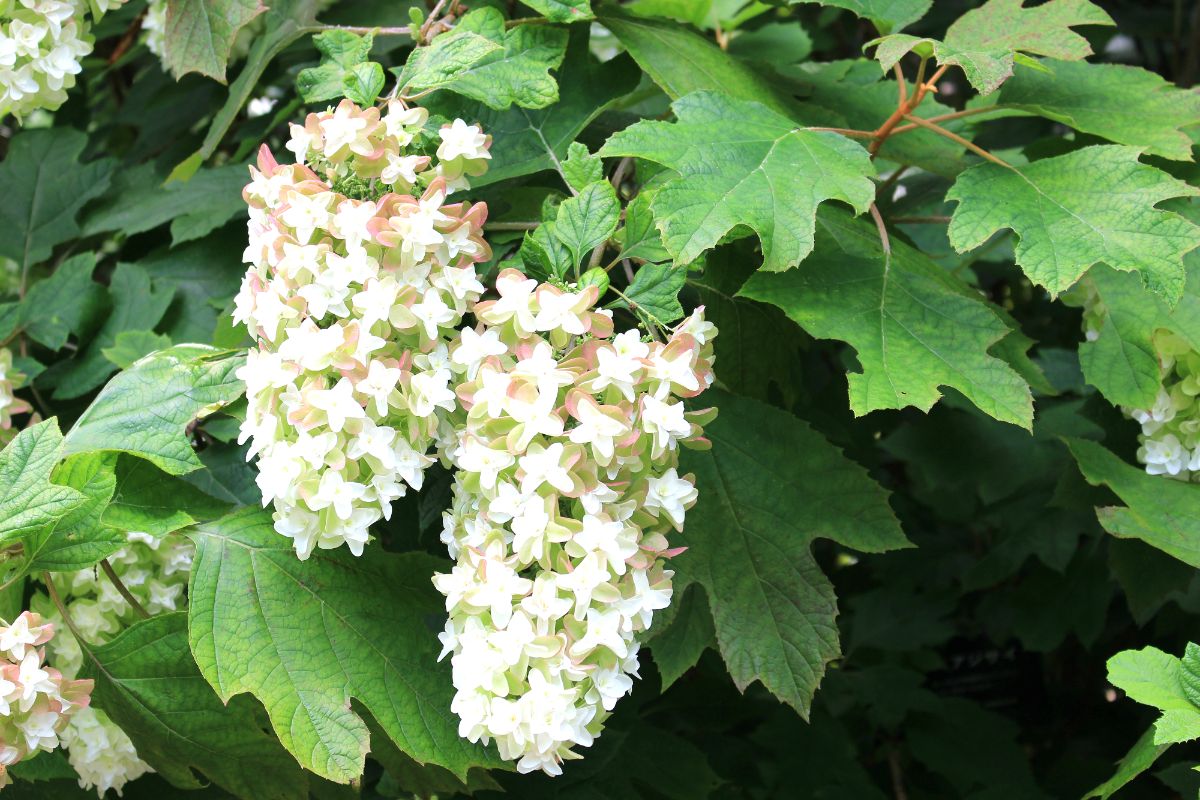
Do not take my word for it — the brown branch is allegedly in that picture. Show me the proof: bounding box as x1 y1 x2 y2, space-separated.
100 560 150 620
889 105 1009 136
811 127 876 139
900 115 1014 168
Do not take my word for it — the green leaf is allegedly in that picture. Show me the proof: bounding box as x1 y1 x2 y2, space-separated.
561 142 603 194
788 0 930 34
0 420 85 549
597 5 795 115
998 59 1200 162
0 129 114 271
1068 438 1200 569
103 455 231 537
22 452 125 574
402 9 567 110
648 584 714 688
189 0 322 164
20 253 104 352
1109 646 1200 745
79 612 309 798
740 210 1034 427
1071 265 1200 409
102 331 174 370
343 62 386 106
520 222 574 281
620 263 687 324
947 146 1200 302
1083 726 1171 800
601 92 876 272
186 509 506 782
617 189 671 264
162 0 268 82
63 346 245 476
51 263 176 400
1182 644 1200 708
297 30 383 104
431 27 640 187
83 164 249 246
520 0 594 24
676 390 908 715
555 180 620 271
871 0 1113 95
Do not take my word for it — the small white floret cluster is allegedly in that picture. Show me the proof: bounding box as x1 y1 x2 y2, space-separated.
1077 283 1200 480
0 611 93 790
234 99 493 559
0 0 128 119
33 532 192 796
432 270 717 775
0 348 31 436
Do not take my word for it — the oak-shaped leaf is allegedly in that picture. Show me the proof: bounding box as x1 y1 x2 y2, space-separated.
1108 645 1200 745
998 59 1200 162
600 92 876 272
163 0 267 82
947 146 1200 302
0 420 85 549
1068 438 1200 569
63 345 245 476
79 612 308 799
871 0 1113 94
401 9 567 110
789 0 930 34
432 27 639 187
740 210 1034 428
0 129 114 271
675 390 909 715
186 509 507 782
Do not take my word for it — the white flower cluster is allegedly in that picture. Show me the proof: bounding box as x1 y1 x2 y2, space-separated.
32 532 192 796
0 347 31 435
0 611 92 790
234 99 493 559
0 0 127 118
432 270 717 775
1076 283 1200 480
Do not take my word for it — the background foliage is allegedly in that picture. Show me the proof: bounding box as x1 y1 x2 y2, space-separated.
2 0 1200 797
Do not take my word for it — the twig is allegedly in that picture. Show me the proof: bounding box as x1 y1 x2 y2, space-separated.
893 62 908 106
811 127 876 139
418 0 452 42
889 105 1008 136
868 203 891 266
100 559 150 620
877 164 910 199
108 9 147 65
318 24 411 35
610 157 633 193
900 115 1014 168
887 744 908 800
43 573 86 645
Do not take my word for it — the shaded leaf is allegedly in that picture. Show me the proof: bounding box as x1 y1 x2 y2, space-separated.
789 0 930 34
676 389 908 715
740 211 1034 428
80 612 308 798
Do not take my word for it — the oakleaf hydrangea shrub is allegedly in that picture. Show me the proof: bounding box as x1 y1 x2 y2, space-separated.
433 271 716 774
234 99 493 558
0 612 92 789
32 533 192 795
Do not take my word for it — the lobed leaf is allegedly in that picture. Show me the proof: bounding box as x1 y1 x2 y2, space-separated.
947 146 1200 302
600 92 877 272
